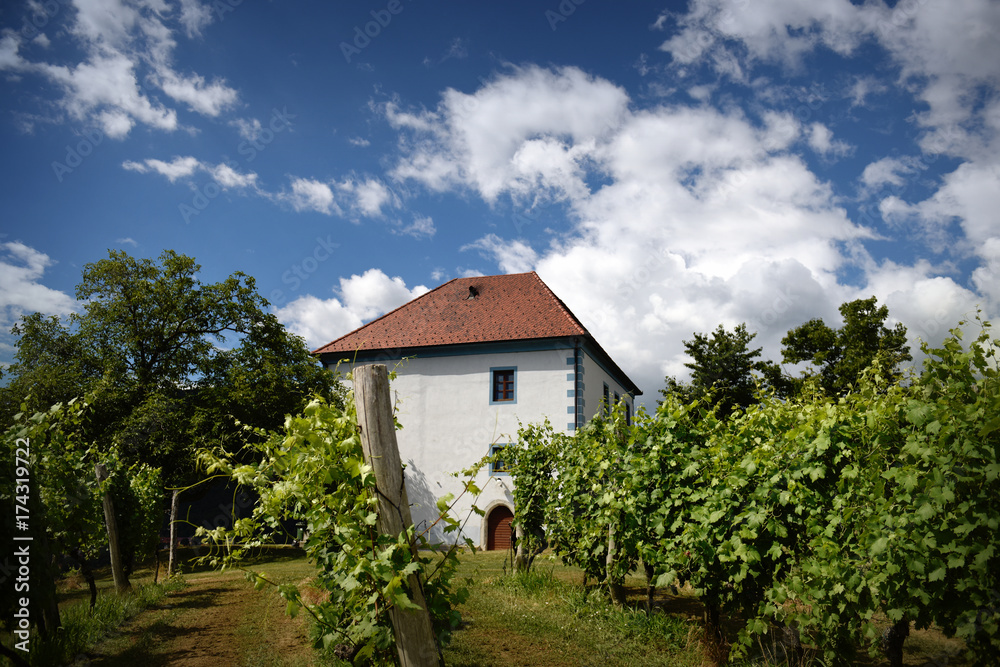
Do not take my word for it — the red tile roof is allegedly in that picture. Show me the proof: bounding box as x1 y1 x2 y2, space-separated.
313 271 640 394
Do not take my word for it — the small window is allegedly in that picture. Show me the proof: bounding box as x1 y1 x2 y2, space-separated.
603 383 610 415
491 367 516 404
490 444 510 475
625 402 632 426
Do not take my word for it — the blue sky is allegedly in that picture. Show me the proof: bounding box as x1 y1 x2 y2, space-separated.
2 0 998 408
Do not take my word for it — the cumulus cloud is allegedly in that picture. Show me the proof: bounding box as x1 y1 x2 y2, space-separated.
285 178 339 215
379 61 996 406
384 65 630 203
275 269 429 349
0 242 76 330
806 122 852 158
0 0 238 138
462 234 538 275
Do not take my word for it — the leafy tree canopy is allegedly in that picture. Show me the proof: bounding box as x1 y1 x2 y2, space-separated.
781 296 911 396
660 323 788 419
2 249 343 477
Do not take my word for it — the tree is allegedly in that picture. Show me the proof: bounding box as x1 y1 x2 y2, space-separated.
781 297 911 396
660 323 788 419
2 249 342 579
0 313 99 425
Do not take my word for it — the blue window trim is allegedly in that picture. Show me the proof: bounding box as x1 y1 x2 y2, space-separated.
489 366 517 405
489 444 510 476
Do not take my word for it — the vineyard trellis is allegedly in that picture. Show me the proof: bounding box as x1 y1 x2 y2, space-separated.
506 319 1000 666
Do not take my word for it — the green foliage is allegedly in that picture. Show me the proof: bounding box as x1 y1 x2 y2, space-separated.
198 394 473 663
3 249 341 481
515 316 998 664
661 323 788 419
507 420 559 570
782 296 911 396
1 397 163 641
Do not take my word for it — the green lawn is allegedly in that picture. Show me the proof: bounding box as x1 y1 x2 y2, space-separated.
3 547 970 666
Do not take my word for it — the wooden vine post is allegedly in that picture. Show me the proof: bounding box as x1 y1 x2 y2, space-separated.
95 463 131 593
353 364 442 667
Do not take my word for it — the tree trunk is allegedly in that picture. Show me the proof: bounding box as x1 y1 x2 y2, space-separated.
167 488 180 577
95 463 130 593
71 547 98 609
354 364 442 667
514 523 528 572
883 617 910 667
514 523 546 573
0 643 30 667
704 601 728 666
25 482 61 637
606 522 627 606
643 561 656 615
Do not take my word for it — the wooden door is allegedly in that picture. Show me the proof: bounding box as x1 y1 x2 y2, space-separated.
487 506 514 551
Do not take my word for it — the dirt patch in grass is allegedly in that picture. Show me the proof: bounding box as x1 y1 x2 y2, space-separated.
79 574 317 667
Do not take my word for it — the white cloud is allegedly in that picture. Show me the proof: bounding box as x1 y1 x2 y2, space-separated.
157 70 238 116
462 234 538 275
385 65 629 203
338 178 397 218
275 269 429 349
178 0 214 38
396 215 436 239
116 237 138 247
210 163 257 189
285 178 339 215
0 0 238 137
348 136 371 147
232 117 263 141
806 122 852 158
0 242 76 330
122 155 257 189
377 63 996 407
123 155 200 181
860 156 925 190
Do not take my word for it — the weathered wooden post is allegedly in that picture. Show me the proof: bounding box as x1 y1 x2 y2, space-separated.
353 364 442 667
167 488 181 577
95 463 131 593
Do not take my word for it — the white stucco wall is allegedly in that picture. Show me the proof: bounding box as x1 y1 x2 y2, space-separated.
341 346 576 546
580 348 633 422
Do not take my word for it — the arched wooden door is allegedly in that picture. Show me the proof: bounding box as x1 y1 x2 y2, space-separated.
486 505 514 551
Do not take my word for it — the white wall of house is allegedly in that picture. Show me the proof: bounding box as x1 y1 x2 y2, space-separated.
580 348 633 422
341 345 576 547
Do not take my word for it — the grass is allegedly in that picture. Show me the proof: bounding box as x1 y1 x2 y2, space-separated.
8 575 186 667
2 547 973 667
441 551 706 667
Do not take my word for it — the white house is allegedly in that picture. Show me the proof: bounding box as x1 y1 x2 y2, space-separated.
314 271 641 550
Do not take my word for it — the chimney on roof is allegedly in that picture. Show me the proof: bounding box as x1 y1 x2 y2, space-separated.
467 286 479 300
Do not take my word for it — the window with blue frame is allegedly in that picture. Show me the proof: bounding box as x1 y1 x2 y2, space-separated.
489 444 510 475
490 367 516 404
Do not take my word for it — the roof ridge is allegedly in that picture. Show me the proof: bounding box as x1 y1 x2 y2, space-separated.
528 271 589 337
